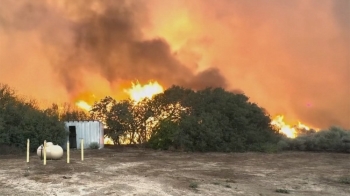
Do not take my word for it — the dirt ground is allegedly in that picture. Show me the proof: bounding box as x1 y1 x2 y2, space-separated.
0 147 349 196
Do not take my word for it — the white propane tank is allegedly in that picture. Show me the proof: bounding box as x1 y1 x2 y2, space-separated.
37 142 64 160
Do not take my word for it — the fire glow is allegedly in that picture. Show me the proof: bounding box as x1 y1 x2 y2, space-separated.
76 100 92 111
75 82 313 140
271 115 311 138
124 81 164 103
74 81 166 145
75 81 165 110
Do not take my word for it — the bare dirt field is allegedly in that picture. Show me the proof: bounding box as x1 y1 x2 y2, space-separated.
0 147 349 196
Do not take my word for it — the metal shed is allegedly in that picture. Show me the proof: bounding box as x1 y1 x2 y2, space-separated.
63 121 104 149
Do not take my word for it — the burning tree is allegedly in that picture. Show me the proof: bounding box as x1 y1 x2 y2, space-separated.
88 83 282 152
271 115 316 138
89 82 166 145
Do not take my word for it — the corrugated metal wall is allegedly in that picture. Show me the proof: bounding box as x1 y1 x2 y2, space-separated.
63 121 104 149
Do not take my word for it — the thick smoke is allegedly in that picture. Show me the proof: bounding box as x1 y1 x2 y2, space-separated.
0 0 227 101
148 0 350 129
68 2 194 90
0 0 349 129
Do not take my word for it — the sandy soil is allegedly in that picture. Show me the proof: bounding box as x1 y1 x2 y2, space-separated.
0 147 349 196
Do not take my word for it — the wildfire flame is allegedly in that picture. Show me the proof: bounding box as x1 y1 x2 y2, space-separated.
76 100 92 111
104 136 114 145
124 81 164 102
75 81 164 111
74 80 165 144
75 83 314 142
271 115 310 138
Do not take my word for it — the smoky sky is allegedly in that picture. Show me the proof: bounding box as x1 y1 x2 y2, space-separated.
0 0 349 129
0 0 227 97
64 1 227 92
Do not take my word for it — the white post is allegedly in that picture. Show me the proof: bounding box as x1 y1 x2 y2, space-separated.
67 142 70 164
81 139 84 161
26 139 30 163
43 140 47 165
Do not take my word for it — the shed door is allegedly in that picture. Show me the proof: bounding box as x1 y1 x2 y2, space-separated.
69 126 77 148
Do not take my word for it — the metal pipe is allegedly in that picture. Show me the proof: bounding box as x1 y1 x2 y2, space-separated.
43 140 47 165
81 139 84 161
26 139 30 163
67 142 70 163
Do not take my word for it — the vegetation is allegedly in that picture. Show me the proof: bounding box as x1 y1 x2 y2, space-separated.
275 188 290 194
0 84 67 154
1 83 349 154
89 86 283 152
339 176 350 184
147 86 282 152
46 103 91 121
90 97 153 145
89 142 100 149
279 126 350 153
189 182 199 189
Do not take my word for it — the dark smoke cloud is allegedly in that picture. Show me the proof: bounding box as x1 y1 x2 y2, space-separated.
0 0 227 100
185 68 227 90
51 1 226 92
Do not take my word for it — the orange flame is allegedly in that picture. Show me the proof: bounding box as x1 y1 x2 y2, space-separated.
75 81 164 110
297 122 310 131
124 81 164 102
271 115 311 138
74 80 165 145
104 136 114 145
76 100 92 111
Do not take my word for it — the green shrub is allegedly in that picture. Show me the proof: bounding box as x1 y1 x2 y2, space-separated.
147 87 281 152
189 182 199 189
0 144 23 155
288 126 350 153
148 119 180 150
89 142 100 149
248 142 280 153
277 140 290 150
0 84 68 154
275 188 290 194
339 176 350 184
261 143 280 153
341 135 350 143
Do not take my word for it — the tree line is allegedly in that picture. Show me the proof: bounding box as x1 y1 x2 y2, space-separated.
89 86 283 152
1 83 349 154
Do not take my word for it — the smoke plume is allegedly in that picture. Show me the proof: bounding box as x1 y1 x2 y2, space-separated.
0 0 349 129
0 0 226 99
